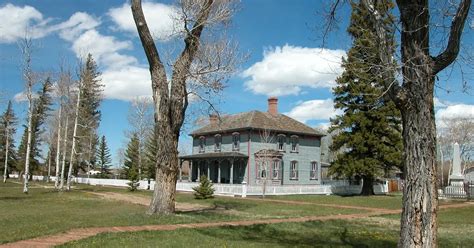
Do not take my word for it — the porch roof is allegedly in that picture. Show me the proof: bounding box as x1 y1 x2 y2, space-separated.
179 152 248 160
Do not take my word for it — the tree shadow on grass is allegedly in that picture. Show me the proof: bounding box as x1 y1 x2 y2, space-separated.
194 220 397 247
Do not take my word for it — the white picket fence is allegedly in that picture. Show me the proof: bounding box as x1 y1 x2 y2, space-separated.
8 174 389 197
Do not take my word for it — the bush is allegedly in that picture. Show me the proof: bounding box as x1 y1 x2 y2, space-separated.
192 175 215 199
127 169 140 191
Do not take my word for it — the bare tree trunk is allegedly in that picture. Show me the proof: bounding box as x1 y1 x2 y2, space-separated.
66 86 81 191
59 116 69 190
54 104 62 189
23 80 34 194
3 122 9 183
46 151 51 183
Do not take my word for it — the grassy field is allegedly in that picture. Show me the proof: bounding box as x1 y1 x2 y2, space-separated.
0 181 358 244
2 180 473 247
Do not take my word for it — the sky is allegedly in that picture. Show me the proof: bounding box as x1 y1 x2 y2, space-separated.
1 0 474 166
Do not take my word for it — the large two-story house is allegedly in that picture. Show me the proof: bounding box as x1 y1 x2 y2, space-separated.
179 97 325 185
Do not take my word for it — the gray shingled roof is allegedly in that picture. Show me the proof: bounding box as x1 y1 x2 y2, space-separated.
190 111 324 137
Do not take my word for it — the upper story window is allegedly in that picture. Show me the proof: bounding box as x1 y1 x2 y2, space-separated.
232 132 240 151
199 136 206 153
272 160 280 180
277 134 286 152
290 135 299 153
290 160 298 180
214 134 222 152
310 161 318 180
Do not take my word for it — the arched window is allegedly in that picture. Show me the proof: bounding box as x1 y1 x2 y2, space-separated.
214 134 222 152
290 135 299 152
290 161 298 180
310 161 318 180
199 136 206 153
232 132 240 151
277 134 286 151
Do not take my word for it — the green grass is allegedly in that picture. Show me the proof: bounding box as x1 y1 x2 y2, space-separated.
0 181 359 244
61 205 474 248
267 194 404 209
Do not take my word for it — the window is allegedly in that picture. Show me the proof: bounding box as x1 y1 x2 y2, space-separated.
199 136 206 153
257 162 267 179
290 161 298 180
214 134 222 152
277 134 286 151
272 160 280 179
290 135 298 152
310 161 318 180
232 132 240 151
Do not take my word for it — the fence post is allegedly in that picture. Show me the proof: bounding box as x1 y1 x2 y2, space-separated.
242 181 247 198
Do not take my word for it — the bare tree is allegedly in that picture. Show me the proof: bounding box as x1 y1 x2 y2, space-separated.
59 115 69 190
66 81 82 191
127 97 154 180
255 129 276 198
131 0 239 214
359 0 472 246
19 38 36 194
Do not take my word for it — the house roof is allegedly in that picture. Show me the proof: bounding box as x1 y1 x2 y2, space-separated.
190 111 324 137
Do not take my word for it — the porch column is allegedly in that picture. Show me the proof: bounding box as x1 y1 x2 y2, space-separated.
179 160 183 182
217 161 221 184
197 163 200 181
230 159 234 184
189 161 193 182
207 162 211 181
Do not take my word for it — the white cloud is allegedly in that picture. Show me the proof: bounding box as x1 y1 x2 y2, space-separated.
108 2 180 40
285 98 340 123
100 66 152 101
243 45 345 96
0 3 49 43
437 104 474 120
51 12 100 41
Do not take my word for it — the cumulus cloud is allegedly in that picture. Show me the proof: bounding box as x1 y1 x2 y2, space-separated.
0 3 49 43
108 2 180 40
285 98 340 123
243 45 345 96
437 104 474 120
100 66 152 101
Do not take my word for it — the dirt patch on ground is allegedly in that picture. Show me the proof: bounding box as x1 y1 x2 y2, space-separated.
89 192 209 212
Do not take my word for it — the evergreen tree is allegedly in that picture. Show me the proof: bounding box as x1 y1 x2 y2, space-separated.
76 54 103 173
192 175 215 199
329 1 402 195
124 133 140 191
96 135 112 177
1 101 17 181
16 78 53 176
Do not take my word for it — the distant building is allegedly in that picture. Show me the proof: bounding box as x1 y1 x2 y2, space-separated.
179 97 324 185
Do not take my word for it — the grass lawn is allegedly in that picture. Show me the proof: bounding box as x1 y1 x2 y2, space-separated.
0 181 358 244
61 205 474 248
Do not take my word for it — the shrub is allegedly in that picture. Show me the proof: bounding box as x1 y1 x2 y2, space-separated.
192 175 215 199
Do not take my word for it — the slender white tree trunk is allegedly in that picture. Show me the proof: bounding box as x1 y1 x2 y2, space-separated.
46 151 51 183
54 104 62 189
3 123 10 183
66 86 81 191
59 116 69 190
23 83 34 194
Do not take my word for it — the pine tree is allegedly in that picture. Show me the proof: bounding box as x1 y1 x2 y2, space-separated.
124 133 140 191
16 78 53 177
76 54 103 173
1 101 17 182
329 1 402 195
96 135 112 177
192 175 215 199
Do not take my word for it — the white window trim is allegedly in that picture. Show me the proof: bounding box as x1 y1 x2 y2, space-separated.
199 136 206 153
277 134 286 152
290 135 299 153
290 161 298 180
214 134 222 152
310 161 318 180
232 132 240 151
272 160 280 180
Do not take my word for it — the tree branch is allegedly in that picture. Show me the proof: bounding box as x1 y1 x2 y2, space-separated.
432 0 472 75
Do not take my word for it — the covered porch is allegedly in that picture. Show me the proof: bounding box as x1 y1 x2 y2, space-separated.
179 152 248 184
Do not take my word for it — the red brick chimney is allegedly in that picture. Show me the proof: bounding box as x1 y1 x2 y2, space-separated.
209 114 218 125
268 97 278 115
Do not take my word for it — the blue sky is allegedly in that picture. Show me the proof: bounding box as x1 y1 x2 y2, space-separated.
1 0 474 165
